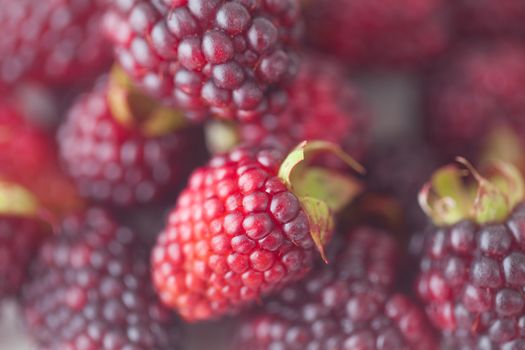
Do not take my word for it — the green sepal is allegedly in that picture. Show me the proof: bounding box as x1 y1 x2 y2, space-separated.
278 140 364 259
107 65 188 137
292 167 362 212
419 158 525 226
0 180 39 218
204 121 240 154
299 196 334 263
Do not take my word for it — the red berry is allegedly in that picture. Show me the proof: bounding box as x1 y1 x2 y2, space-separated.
152 141 362 322
425 41 525 160
237 55 370 160
235 227 438 350
22 208 181 349
152 145 318 321
0 0 111 86
104 0 302 121
58 77 206 207
304 0 450 68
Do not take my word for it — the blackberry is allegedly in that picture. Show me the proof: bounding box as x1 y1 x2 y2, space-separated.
303 0 450 68
0 0 110 86
235 227 438 349
22 208 181 350
58 72 206 207
416 159 525 348
104 0 302 122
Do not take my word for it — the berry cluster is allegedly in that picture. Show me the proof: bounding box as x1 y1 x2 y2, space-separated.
1 1 525 349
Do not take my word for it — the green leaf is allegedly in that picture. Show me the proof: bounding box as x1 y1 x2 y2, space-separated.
299 196 334 263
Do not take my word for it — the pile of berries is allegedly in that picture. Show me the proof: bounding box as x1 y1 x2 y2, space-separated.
1 1 525 349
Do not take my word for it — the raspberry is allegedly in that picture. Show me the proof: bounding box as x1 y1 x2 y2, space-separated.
235 227 438 350
22 208 181 349
236 55 370 160
104 0 302 122
0 216 49 299
58 75 206 207
303 0 450 68
152 142 362 321
416 160 525 348
454 0 525 36
425 41 525 160
0 0 111 86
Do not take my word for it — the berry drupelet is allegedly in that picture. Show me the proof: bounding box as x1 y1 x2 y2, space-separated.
303 0 450 68
104 0 302 122
416 159 525 349
58 68 206 207
235 227 438 350
425 41 525 161
152 141 363 321
22 208 181 350
218 55 370 160
0 0 111 87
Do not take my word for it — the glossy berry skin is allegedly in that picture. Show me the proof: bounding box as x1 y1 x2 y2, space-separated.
0 217 49 299
58 80 205 207
454 0 525 36
304 0 450 68
0 0 110 86
152 145 318 321
416 204 525 349
238 56 369 160
425 41 525 159
235 227 438 350
104 0 302 122
22 208 181 350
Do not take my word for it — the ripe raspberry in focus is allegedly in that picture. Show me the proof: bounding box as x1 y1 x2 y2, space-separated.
58 75 206 207
152 142 362 321
237 55 370 160
454 0 525 36
0 0 111 87
104 0 302 122
22 208 181 349
416 160 525 348
425 41 525 160
235 227 438 350
303 0 450 68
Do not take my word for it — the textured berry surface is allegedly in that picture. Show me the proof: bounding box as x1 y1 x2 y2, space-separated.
454 0 525 36
0 217 49 299
22 208 181 350
425 41 525 159
104 0 302 121
238 55 369 160
58 80 205 207
416 204 525 349
0 0 110 86
304 0 450 68
152 145 318 321
235 227 438 350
